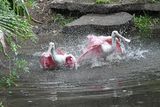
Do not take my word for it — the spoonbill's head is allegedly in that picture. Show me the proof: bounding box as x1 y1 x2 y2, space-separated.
49 42 55 49
112 30 131 43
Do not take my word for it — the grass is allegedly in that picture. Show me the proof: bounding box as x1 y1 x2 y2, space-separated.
95 0 111 4
52 14 75 27
134 15 160 37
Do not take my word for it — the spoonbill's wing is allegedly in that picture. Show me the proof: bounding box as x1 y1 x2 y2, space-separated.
56 48 66 55
96 35 122 53
84 35 103 53
77 45 102 63
40 52 57 70
65 55 77 69
104 37 122 53
98 35 128 51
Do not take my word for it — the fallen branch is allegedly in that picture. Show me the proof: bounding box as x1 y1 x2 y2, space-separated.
0 30 7 55
31 17 43 24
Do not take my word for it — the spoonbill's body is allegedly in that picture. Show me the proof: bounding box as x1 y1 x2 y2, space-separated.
40 43 57 70
40 42 77 70
78 31 130 63
50 42 77 69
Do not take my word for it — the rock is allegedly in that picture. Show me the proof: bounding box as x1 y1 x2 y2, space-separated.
62 12 134 35
150 24 160 37
49 0 160 14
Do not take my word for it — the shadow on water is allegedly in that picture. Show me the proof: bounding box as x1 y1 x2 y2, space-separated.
1 32 160 107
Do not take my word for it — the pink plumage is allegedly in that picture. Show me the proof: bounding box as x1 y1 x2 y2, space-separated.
103 36 122 53
78 34 123 63
40 43 77 70
65 56 76 68
40 47 65 70
40 52 57 70
56 48 65 55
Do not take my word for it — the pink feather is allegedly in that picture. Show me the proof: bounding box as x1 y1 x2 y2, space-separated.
78 34 122 63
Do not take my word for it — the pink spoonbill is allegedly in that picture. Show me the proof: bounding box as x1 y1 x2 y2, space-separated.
50 42 77 69
40 42 57 70
40 42 77 70
77 30 131 63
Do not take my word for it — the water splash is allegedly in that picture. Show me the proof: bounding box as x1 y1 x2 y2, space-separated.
35 37 149 69
126 46 149 60
78 43 149 68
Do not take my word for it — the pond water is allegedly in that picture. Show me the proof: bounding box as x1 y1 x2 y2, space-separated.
1 33 160 107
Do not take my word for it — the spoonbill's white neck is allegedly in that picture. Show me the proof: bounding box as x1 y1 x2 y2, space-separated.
50 42 57 57
47 42 54 53
50 42 66 65
111 31 117 49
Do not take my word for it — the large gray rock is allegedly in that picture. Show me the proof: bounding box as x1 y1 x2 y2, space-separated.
62 12 134 35
49 0 160 14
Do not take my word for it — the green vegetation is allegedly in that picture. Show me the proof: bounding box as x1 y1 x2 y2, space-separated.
134 15 152 35
0 102 4 107
52 14 75 27
0 0 36 88
0 59 29 88
134 15 160 37
0 0 36 54
149 0 160 3
95 0 111 4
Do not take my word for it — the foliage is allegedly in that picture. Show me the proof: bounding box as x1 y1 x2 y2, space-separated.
52 14 75 27
9 0 37 19
12 0 30 19
0 71 18 88
134 15 152 35
0 102 4 107
0 0 35 88
149 0 160 3
0 59 29 88
134 15 160 37
0 0 36 54
95 0 111 4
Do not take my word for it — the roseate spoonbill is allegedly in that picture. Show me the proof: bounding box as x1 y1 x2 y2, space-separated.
40 43 57 70
100 31 130 54
50 42 77 69
78 31 130 63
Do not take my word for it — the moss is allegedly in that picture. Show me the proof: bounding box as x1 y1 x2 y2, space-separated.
52 14 75 27
148 0 160 3
95 0 111 4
